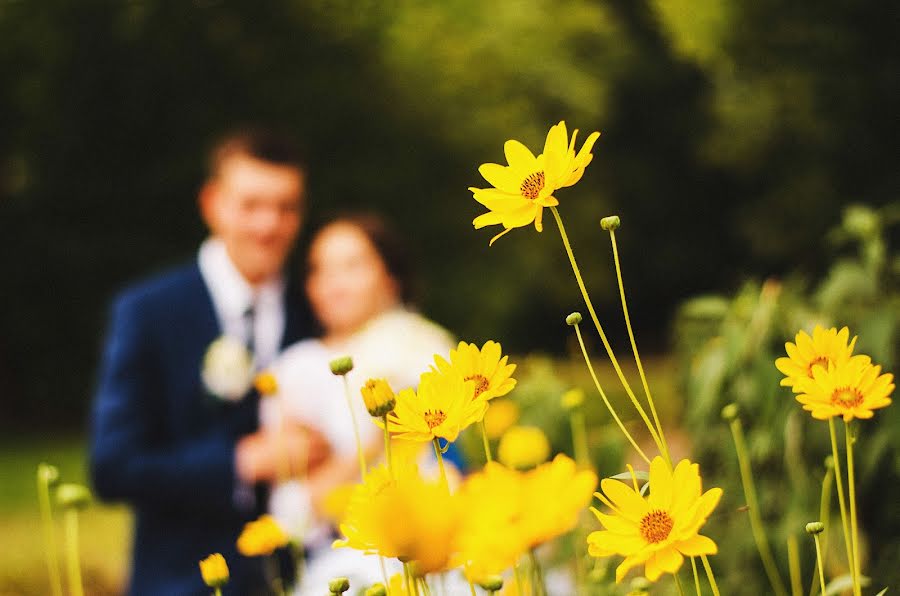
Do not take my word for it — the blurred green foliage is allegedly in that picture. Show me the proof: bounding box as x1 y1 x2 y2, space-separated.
1 0 897 424
674 204 899 592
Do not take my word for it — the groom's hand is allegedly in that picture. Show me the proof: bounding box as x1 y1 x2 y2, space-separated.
235 424 331 483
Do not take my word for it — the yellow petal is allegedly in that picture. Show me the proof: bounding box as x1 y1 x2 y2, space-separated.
504 139 537 171
478 163 522 194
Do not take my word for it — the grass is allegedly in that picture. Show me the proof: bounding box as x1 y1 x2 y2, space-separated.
0 435 130 596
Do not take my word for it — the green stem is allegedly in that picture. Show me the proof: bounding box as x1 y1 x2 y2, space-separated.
433 438 448 489
729 417 788 596
608 229 671 467
828 418 855 585
404 563 421 596
788 534 802 596
384 415 393 475
468 578 477 596
690 557 702 595
569 409 590 470
674 571 687 596
37 466 63 596
844 421 862 596
480 420 494 463
700 556 720 596
514 562 525 596
813 535 827 596
215 588 222 596
63 510 84 596
341 376 367 479
809 464 834 596
550 206 665 458
379 556 391 596
529 549 546 596
572 322 651 465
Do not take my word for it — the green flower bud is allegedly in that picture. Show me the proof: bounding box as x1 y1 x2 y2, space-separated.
37 463 60 487
566 312 583 326
561 388 585 411
806 521 825 535
328 577 350 594
600 215 621 231
721 403 739 421
478 575 504 591
824 455 835 470
56 483 92 510
329 356 354 376
364 584 387 596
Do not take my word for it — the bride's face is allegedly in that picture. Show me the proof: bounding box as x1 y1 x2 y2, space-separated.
305 222 400 336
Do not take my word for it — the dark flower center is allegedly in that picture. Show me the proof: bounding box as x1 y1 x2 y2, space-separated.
831 386 863 409
520 171 545 200
424 410 447 429
465 374 491 399
640 509 674 544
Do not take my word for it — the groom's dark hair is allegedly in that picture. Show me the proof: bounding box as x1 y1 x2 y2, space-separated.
206 127 306 179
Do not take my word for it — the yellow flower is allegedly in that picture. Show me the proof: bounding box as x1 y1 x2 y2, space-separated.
321 483 356 527
433 340 517 402
335 463 458 574
253 370 279 396
498 426 550 469
455 462 528 579
198 553 229 588
384 370 487 443
775 326 861 390
794 356 894 421
361 378 397 417
483 399 520 440
587 457 721 583
236 515 289 557
470 121 601 245
520 454 596 548
561 388 585 410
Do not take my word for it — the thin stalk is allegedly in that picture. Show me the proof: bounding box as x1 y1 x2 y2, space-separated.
674 571 686 596
468 578 477 596
550 206 665 457
404 563 421 596
608 229 671 467
813 535 827 596
341 376 367 479
529 549 546 596
37 467 63 596
844 421 862 596
480 420 494 463
513 563 525 596
379 556 391 596
63 510 84 596
573 323 651 465
690 557 702 595
433 438 448 489
569 409 590 470
383 415 393 474
828 418 855 584
788 534 802 596
700 555 720 596
729 416 788 596
809 465 834 596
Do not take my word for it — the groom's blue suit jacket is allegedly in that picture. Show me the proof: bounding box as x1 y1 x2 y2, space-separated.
90 263 307 596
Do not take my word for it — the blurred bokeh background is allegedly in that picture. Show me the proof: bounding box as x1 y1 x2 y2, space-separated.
1 0 897 594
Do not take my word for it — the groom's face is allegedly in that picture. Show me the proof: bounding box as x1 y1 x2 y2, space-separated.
201 153 305 285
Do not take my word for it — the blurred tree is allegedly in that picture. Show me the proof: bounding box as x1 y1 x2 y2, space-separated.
0 0 896 425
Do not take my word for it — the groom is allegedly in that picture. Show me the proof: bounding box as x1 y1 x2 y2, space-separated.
91 129 328 595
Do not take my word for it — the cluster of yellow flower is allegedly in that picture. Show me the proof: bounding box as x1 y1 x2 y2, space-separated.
776 325 894 421
336 453 596 582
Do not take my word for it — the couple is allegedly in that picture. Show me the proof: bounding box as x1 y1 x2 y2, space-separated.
90 129 455 595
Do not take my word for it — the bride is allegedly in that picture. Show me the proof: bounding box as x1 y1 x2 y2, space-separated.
261 213 457 592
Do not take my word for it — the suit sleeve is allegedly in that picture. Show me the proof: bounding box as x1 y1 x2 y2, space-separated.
90 293 247 518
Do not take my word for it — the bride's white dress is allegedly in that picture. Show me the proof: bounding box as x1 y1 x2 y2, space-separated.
261 307 455 594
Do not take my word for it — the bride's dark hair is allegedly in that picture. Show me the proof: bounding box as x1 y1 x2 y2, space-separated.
308 212 416 304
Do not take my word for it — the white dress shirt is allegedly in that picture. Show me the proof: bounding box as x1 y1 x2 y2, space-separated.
198 237 286 368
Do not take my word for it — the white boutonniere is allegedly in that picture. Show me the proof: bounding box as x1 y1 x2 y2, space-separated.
201 335 255 401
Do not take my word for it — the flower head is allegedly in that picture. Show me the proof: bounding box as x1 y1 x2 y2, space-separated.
237 515 289 556
587 457 721 583
335 463 458 574
384 370 487 443
361 378 397 417
520 454 596 548
254 370 279 396
794 356 893 422
482 399 520 440
498 426 550 469
470 121 600 245
775 326 861 390
199 553 229 589
433 340 517 402
202 335 254 401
